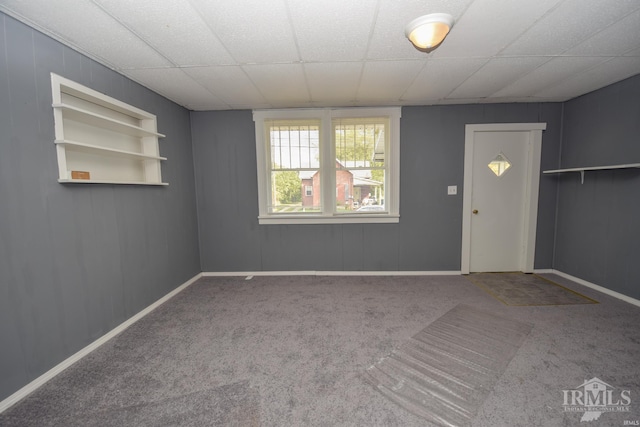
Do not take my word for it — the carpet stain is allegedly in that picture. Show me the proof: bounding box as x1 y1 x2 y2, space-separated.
465 272 598 306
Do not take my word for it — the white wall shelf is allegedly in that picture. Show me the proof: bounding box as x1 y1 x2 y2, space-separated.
543 163 640 184
51 73 167 186
55 140 167 161
58 179 169 186
52 104 165 138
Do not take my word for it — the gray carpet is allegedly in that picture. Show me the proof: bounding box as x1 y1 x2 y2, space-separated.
1 382 259 427
465 272 598 306
1 274 639 426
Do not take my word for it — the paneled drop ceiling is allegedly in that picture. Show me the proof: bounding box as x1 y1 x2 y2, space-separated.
2 0 639 110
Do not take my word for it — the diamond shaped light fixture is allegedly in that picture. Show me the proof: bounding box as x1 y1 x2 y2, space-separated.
405 13 455 50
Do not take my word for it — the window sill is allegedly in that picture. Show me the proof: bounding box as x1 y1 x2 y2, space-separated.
258 214 400 225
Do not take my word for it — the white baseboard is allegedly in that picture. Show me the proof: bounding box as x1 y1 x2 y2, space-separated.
0 272 203 414
231 268 634 307
202 270 462 277
536 269 640 308
546 269 640 308
533 269 554 274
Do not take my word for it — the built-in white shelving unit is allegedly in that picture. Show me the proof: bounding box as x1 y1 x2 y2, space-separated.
51 73 167 185
543 163 640 184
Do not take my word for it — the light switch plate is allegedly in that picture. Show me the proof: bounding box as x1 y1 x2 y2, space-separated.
448 185 457 195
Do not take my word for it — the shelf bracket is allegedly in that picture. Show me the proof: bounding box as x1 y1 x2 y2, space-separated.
580 170 584 184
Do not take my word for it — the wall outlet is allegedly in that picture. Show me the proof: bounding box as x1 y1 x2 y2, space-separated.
448 185 457 195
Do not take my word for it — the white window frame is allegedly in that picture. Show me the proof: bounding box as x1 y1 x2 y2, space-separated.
254 107 401 225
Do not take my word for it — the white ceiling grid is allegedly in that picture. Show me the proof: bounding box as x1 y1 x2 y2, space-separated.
304 62 363 106
435 0 560 59
189 0 298 65
0 0 639 110
500 0 640 56
288 0 379 62
491 57 606 99
95 0 236 67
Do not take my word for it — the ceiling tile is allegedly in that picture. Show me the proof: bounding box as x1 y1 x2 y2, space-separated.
124 68 229 110
288 0 378 62
491 57 607 98
94 0 235 66
189 0 299 64
435 0 560 58
534 56 640 99
0 0 171 69
182 66 267 107
501 0 640 56
242 63 310 107
448 57 549 99
564 9 640 56
402 57 488 102
356 60 424 102
2 0 638 110
304 62 363 106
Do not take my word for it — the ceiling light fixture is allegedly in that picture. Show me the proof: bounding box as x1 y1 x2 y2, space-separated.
405 13 454 50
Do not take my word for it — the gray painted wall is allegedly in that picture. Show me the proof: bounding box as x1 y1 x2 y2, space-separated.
0 13 201 402
192 103 563 272
554 74 640 299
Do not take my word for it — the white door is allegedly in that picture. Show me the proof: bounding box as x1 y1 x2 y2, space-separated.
470 131 529 272
461 124 546 274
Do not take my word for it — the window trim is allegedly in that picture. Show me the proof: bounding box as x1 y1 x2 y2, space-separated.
254 107 401 225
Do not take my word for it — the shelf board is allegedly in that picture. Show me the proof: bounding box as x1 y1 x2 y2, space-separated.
58 179 168 186
543 163 640 174
53 103 166 138
55 140 167 161
543 163 640 184
55 73 157 120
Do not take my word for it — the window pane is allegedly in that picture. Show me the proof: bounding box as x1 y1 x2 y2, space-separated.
267 119 321 214
333 117 387 213
254 107 399 224
269 170 321 213
334 118 386 166
337 172 386 212
268 120 320 170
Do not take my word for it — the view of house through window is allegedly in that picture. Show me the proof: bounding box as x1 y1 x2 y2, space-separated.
266 117 388 214
334 117 387 213
255 107 400 224
267 119 320 213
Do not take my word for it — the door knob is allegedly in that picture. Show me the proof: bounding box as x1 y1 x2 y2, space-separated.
472 209 479 214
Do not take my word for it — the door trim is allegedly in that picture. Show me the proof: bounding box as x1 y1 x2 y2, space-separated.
461 123 546 274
